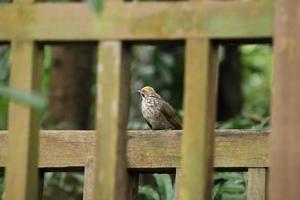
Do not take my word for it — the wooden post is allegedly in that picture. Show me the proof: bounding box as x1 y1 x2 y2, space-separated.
269 0 300 199
93 41 130 200
4 41 43 200
84 157 95 200
175 168 181 200
180 39 218 200
248 168 266 200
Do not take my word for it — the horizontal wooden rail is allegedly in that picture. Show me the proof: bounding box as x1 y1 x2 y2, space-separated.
0 1 273 41
0 130 269 169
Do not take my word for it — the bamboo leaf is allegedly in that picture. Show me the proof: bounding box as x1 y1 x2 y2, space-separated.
153 174 173 200
86 0 103 14
0 85 47 111
139 186 160 200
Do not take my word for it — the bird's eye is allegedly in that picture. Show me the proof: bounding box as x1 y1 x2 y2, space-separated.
142 94 145 97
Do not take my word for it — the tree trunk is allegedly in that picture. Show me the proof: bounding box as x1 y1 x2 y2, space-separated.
217 45 243 121
45 43 96 130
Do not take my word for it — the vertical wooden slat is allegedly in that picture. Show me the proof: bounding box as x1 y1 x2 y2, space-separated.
180 39 218 200
175 168 181 200
269 1 300 200
100 0 139 197
248 168 266 200
84 157 95 200
4 41 43 200
93 41 130 200
120 42 138 200
179 0 198 196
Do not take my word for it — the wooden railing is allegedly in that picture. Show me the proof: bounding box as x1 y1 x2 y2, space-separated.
0 129 269 199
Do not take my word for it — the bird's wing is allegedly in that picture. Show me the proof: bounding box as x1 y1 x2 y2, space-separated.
145 119 152 129
160 100 182 130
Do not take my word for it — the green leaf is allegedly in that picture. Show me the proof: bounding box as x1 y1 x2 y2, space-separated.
213 184 221 200
153 174 174 200
139 186 160 200
0 85 47 111
86 0 103 14
222 183 245 194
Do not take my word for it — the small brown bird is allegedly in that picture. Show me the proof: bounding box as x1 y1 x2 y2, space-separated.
137 86 182 130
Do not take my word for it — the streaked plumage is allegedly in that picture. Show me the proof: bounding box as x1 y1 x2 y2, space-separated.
137 86 182 130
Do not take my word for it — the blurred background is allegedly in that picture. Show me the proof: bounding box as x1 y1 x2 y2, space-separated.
0 42 272 200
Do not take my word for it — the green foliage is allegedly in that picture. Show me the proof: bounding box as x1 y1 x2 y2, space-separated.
213 172 247 200
217 45 272 129
87 0 103 13
0 85 47 111
39 0 103 13
139 172 247 200
153 174 174 200
216 114 269 129
139 187 160 200
241 45 272 117
139 174 174 200
40 46 52 126
0 46 9 130
43 172 83 200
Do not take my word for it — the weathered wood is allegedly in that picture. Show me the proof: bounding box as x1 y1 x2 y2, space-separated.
0 1 273 40
269 0 300 199
175 168 181 200
4 41 43 200
118 42 139 200
0 130 269 168
83 157 95 200
180 39 218 200
93 41 130 200
247 168 266 200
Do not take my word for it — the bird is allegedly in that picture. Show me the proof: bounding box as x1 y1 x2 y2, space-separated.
137 86 182 130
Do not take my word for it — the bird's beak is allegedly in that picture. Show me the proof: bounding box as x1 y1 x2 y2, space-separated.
137 89 142 94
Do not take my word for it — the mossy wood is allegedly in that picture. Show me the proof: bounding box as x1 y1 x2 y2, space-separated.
0 1 273 40
269 0 300 199
94 41 130 200
181 39 218 200
4 42 43 200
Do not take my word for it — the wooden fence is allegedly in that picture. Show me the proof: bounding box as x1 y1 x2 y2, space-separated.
0 0 299 199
